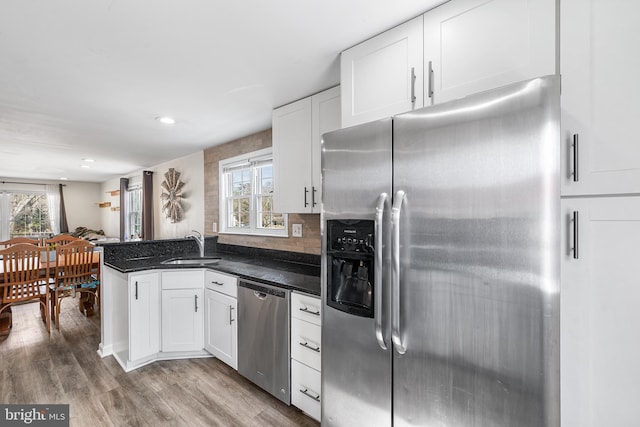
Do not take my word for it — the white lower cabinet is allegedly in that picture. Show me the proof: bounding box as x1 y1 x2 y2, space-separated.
561 196 640 426
291 359 321 420
204 270 238 369
204 288 237 369
161 271 204 352
290 292 322 422
161 288 204 352
129 271 160 362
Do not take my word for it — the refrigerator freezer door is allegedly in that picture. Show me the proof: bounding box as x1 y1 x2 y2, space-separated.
392 76 560 427
321 119 393 427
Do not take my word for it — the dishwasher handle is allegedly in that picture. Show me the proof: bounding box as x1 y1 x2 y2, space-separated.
238 279 288 299
253 291 268 300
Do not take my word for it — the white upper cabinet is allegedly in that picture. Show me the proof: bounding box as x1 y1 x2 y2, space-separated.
561 0 640 196
311 86 341 210
341 16 424 127
423 0 556 105
273 86 340 214
273 97 312 214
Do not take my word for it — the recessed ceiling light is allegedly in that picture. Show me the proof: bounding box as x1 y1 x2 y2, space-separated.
82 158 95 162
81 165 91 169
156 116 176 125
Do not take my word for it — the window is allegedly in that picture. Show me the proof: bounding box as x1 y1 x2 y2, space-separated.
219 148 287 236
124 186 142 240
0 191 52 240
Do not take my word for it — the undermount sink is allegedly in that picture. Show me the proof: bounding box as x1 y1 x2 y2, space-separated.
161 257 221 265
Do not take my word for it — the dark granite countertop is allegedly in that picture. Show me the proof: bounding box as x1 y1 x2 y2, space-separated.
104 250 321 296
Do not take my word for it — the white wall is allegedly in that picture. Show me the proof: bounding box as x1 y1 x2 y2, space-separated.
152 151 205 239
100 177 121 238
101 150 205 240
63 181 103 231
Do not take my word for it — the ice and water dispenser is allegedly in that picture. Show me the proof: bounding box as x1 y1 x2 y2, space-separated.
326 220 375 318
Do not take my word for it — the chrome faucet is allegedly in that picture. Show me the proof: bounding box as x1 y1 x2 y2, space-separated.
186 230 205 257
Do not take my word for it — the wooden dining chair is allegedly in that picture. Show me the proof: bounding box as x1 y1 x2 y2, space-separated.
0 243 50 333
0 237 42 249
50 240 100 329
44 235 81 249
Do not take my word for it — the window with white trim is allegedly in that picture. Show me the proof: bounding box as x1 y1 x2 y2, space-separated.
0 190 52 241
219 148 287 236
124 186 142 241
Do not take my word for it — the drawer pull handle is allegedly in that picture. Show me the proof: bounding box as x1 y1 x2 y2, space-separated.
299 388 320 402
211 281 224 286
299 306 320 316
299 340 320 352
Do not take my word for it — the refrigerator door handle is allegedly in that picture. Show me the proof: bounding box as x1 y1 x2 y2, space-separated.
374 192 388 351
391 190 407 355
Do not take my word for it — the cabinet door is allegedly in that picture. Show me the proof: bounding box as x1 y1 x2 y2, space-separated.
204 289 237 369
561 197 640 426
423 0 555 105
129 272 160 361
162 288 204 352
561 0 640 196
341 15 423 127
273 97 313 213
311 86 341 213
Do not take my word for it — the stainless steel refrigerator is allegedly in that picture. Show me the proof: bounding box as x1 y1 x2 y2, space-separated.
321 76 560 427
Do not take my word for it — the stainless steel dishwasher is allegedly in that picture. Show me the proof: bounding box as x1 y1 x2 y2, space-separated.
237 279 291 404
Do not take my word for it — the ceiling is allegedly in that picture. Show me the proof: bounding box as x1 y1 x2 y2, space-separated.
0 0 444 183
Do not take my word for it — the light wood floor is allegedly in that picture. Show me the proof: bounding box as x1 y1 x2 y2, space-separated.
0 300 320 427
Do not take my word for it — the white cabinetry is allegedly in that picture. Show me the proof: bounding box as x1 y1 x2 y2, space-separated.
129 271 160 362
290 292 322 422
273 86 340 213
204 270 238 369
561 197 640 427
341 16 423 127
423 0 556 105
161 270 204 352
560 0 640 196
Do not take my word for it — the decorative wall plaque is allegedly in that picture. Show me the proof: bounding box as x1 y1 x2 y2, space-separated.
160 168 185 222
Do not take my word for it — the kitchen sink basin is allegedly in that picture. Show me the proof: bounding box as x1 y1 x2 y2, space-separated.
161 257 221 265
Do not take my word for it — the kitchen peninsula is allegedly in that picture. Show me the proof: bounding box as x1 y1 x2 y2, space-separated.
98 237 320 373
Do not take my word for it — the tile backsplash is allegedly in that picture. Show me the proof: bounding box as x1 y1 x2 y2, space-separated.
203 128 321 255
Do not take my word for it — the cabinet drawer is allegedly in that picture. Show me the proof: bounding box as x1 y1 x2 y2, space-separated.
291 318 321 371
291 292 321 325
291 359 321 422
205 270 237 298
161 270 203 290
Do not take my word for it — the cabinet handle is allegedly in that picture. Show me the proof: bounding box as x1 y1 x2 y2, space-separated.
428 60 434 100
572 134 579 182
299 388 321 402
572 211 579 259
410 67 417 106
229 306 235 325
312 186 317 207
304 187 309 207
211 280 224 286
135 281 138 300
299 306 320 316
299 340 320 352
195 294 199 312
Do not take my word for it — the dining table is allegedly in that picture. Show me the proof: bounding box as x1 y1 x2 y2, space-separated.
0 251 101 336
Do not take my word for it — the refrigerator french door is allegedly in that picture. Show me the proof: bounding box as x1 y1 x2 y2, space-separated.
321 76 560 426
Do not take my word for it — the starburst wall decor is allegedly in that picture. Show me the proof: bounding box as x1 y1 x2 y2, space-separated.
160 168 185 223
